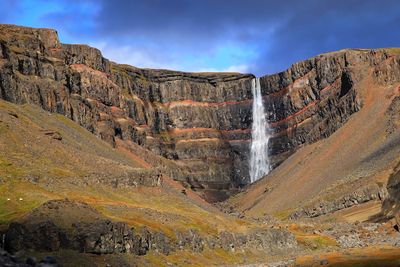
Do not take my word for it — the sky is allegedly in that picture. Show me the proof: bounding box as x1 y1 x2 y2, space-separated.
1 0 399 76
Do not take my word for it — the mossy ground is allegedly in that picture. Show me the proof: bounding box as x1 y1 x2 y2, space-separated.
23 248 278 267
295 246 400 267
289 224 338 251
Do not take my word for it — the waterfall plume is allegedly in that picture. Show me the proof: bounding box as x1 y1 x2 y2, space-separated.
249 77 271 183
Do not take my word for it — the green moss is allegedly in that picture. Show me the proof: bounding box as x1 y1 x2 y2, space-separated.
0 180 53 226
157 132 171 142
0 155 27 178
297 235 338 251
273 208 294 220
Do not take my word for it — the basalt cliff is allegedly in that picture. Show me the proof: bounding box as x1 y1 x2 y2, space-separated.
0 24 390 201
0 25 400 266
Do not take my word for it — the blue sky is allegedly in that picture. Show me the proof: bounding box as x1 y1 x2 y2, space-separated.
1 0 399 76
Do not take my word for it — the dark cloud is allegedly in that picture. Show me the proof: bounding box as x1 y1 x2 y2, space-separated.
258 0 400 74
94 0 295 46
88 0 400 75
2 0 399 75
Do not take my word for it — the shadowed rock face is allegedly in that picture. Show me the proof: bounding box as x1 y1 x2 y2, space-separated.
0 24 399 201
5 199 298 256
383 161 400 229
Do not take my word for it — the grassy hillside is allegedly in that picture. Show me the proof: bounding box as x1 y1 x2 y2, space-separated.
0 100 280 266
0 100 254 233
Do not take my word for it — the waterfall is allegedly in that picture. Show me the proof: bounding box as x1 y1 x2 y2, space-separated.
249 77 271 183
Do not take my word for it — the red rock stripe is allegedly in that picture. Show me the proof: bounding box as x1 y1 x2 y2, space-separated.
165 99 252 108
167 127 251 135
265 70 314 97
320 78 340 93
173 138 251 144
176 138 222 144
270 101 317 126
228 139 251 143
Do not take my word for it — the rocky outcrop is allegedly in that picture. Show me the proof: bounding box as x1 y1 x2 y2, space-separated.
382 161 400 229
321 222 400 248
6 220 297 256
5 199 298 256
289 184 388 219
1 24 400 200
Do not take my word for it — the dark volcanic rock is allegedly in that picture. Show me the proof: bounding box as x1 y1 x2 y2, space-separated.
6 220 297 256
5 200 298 257
289 184 388 219
382 162 400 229
5 221 69 252
0 249 59 267
73 220 142 254
0 249 29 267
4 199 171 256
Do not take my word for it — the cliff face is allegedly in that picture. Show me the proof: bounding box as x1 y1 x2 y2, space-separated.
0 24 399 201
0 25 254 201
229 48 400 219
109 65 255 196
260 50 392 166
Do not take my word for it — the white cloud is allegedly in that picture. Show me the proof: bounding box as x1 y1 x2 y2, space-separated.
89 41 250 74
89 41 181 70
193 64 249 73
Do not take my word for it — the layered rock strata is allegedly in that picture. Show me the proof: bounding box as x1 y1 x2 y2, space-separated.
0 25 254 200
1 24 399 200
289 184 388 219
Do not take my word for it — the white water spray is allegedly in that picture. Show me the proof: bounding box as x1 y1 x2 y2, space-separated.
249 77 271 183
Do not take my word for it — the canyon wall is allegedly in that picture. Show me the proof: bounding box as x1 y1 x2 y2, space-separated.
1 24 399 201
0 25 254 201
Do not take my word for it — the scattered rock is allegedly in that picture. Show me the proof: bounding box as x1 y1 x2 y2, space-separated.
8 111 18 118
42 130 62 141
0 249 28 267
320 259 329 265
26 257 37 266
